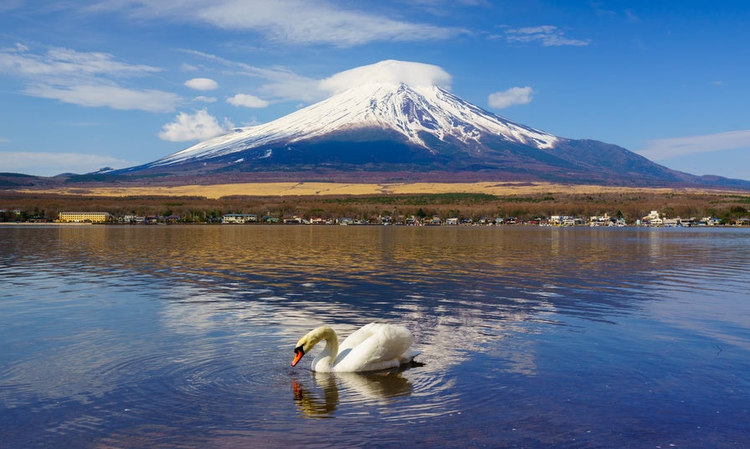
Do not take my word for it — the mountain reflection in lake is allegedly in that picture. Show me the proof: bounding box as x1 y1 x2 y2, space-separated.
1 225 749 447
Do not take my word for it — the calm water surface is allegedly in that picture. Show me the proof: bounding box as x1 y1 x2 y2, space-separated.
1 225 749 447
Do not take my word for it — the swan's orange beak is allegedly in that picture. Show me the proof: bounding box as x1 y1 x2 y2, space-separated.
291 347 305 367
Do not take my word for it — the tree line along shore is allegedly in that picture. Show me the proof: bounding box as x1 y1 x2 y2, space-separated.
2 189 749 226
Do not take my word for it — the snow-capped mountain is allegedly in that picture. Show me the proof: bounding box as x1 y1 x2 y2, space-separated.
147 82 558 168
117 74 740 187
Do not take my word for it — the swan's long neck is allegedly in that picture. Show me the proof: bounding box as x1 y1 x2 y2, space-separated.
305 326 339 365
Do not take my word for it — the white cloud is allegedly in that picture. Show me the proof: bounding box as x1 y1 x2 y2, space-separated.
193 95 217 103
258 59 451 102
624 9 641 23
184 77 218 90
0 45 161 78
488 86 534 109
504 25 591 47
158 109 234 142
0 44 181 111
319 60 452 94
0 151 135 176
185 52 453 104
0 1 24 13
0 137 9 143
226 93 269 108
94 0 463 47
255 75 321 102
637 129 750 160
180 48 321 102
25 84 181 113
242 117 262 127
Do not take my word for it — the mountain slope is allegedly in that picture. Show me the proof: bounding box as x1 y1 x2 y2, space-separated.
116 80 746 188
142 83 557 168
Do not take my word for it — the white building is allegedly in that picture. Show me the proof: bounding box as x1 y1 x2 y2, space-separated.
58 212 111 223
699 216 721 226
221 213 257 224
589 213 611 225
642 210 663 226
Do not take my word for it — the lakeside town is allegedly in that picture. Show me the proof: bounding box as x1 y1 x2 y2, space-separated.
3 209 749 227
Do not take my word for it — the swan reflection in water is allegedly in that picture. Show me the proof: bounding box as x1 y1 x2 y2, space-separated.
291 366 418 418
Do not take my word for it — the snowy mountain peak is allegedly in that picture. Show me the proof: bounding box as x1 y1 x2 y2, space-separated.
149 80 558 168
110 60 740 188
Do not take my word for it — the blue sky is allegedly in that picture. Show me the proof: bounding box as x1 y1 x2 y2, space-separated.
1 1 749 180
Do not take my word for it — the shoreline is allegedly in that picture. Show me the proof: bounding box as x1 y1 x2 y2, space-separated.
0 222 94 226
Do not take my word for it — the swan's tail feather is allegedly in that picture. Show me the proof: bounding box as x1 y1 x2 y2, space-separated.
399 349 421 364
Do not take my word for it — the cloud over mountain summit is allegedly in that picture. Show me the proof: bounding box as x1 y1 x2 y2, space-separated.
319 60 452 94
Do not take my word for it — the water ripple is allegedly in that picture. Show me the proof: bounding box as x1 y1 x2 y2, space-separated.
2 225 750 447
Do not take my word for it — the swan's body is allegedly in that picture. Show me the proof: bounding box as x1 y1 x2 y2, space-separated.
291 323 420 373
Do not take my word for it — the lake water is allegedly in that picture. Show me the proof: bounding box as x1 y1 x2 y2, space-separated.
1 225 749 447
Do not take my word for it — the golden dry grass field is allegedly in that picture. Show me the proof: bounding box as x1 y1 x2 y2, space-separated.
5 181 749 224
17 181 740 199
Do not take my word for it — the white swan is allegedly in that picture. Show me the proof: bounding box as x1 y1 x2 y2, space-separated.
291 323 420 373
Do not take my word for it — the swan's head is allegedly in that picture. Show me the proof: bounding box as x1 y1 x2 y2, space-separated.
291 343 306 367
291 326 336 367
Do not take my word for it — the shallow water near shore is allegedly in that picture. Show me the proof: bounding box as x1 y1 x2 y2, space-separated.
1 225 749 447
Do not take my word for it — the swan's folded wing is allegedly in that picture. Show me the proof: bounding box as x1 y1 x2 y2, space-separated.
335 323 414 372
338 322 379 353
